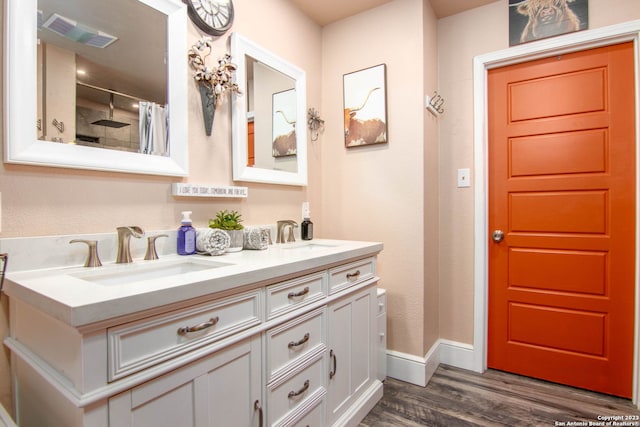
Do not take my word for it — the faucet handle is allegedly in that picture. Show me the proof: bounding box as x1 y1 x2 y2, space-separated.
144 234 168 260
70 239 102 267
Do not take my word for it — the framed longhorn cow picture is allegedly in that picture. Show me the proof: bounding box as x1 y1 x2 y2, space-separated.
343 64 388 148
272 88 297 157
509 0 588 46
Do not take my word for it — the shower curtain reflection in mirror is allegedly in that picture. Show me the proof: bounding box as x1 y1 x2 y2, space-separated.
139 102 169 156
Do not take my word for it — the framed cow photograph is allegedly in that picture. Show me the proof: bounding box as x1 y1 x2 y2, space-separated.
272 88 297 157
343 64 388 148
509 0 589 46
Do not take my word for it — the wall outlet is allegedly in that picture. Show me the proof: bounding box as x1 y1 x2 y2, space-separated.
457 168 471 188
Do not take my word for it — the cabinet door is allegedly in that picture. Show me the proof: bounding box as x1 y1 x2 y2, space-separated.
326 285 376 425
109 336 262 427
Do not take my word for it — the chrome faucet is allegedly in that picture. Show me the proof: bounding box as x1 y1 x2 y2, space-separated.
116 226 144 263
276 220 298 244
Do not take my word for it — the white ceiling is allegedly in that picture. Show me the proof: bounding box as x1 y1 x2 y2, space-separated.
289 0 499 26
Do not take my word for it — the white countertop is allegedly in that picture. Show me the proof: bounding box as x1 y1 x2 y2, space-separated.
4 239 382 327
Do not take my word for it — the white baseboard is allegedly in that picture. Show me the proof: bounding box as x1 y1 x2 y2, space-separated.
438 339 477 371
385 339 478 387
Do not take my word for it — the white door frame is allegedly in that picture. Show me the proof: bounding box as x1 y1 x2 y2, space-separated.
472 20 640 404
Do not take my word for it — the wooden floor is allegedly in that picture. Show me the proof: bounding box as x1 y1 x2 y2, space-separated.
360 365 640 426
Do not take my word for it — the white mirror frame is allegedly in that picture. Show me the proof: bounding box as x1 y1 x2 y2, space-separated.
3 0 189 176
231 32 307 186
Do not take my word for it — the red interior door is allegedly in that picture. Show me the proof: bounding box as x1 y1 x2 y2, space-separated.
487 42 636 397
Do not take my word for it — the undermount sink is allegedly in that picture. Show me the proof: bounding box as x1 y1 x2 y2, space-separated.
70 259 233 286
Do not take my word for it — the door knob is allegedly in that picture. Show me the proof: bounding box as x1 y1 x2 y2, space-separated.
492 229 505 243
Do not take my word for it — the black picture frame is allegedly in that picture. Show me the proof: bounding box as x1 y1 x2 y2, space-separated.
509 0 589 46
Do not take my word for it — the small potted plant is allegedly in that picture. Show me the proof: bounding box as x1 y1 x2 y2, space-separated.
209 210 244 252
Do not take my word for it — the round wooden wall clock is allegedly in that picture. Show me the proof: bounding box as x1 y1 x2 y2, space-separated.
185 0 234 36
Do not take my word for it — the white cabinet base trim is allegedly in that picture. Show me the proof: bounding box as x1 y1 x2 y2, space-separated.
331 380 383 427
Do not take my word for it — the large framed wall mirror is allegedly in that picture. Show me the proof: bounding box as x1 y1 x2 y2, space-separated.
4 0 188 176
231 33 308 186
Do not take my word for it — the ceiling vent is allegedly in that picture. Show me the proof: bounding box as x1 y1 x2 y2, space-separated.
42 13 118 49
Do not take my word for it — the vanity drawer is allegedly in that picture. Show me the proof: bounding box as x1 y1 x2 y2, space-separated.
266 272 327 319
107 290 262 381
266 308 326 381
268 354 325 427
273 394 325 427
328 257 375 294
287 397 325 427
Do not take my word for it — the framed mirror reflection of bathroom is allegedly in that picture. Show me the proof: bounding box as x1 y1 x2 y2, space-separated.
4 0 189 176
231 32 308 186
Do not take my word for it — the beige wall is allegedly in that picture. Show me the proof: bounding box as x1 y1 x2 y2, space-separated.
422 0 440 355
437 0 640 344
320 0 437 357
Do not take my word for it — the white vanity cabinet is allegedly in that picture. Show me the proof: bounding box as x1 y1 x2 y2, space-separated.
327 285 377 425
325 257 380 425
4 240 383 427
108 336 262 427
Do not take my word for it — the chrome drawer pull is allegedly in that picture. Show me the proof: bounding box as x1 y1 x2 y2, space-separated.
177 316 219 336
288 333 310 350
288 286 310 299
254 400 263 427
329 349 337 379
288 379 310 398
346 270 360 280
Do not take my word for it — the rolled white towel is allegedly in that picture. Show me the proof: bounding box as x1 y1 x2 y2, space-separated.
196 228 230 256
243 227 269 250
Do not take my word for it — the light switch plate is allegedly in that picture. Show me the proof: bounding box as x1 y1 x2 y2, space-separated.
457 168 471 188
